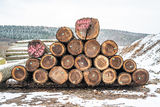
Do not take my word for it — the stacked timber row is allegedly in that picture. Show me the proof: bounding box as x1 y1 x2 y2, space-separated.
9 18 149 87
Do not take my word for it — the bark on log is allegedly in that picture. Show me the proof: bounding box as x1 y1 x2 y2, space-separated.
132 69 149 85
11 65 28 82
101 40 118 57
50 42 66 57
33 69 48 84
25 58 40 72
67 39 83 55
61 55 74 69
123 59 137 73
75 18 100 40
40 54 57 70
28 40 49 58
84 39 100 58
83 68 101 86
118 72 132 86
56 27 74 43
94 55 109 70
74 54 92 71
110 55 123 70
49 66 68 85
102 68 117 84
69 69 83 85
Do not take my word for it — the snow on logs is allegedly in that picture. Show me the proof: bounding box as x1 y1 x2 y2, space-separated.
9 17 149 87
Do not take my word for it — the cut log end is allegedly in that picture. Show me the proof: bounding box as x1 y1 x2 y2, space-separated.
25 58 40 72
49 66 68 85
132 69 149 85
33 69 48 84
94 55 109 70
12 66 28 82
102 68 117 84
118 73 132 86
28 40 46 58
50 42 66 57
84 68 101 86
69 69 83 85
74 54 92 71
0 72 3 82
84 39 100 58
75 18 99 40
123 59 137 73
101 40 118 57
61 55 74 69
110 55 123 69
40 54 57 70
56 27 73 43
67 39 83 55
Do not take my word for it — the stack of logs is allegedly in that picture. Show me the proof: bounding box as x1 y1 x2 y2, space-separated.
11 18 149 87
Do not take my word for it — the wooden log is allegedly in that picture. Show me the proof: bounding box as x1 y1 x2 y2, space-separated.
50 42 66 57
123 59 137 73
40 54 57 70
33 69 48 84
67 39 83 55
94 55 109 70
102 68 117 84
61 55 74 69
69 69 83 85
25 58 40 72
110 55 123 70
11 65 28 82
28 40 49 58
84 39 100 58
74 54 92 71
56 27 74 43
118 72 132 85
49 66 68 85
132 69 149 85
101 40 118 57
83 68 101 86
75 18 100 40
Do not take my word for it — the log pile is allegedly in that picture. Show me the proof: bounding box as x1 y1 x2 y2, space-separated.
9 18 149 88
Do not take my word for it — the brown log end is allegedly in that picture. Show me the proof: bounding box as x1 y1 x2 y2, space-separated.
102 68 117 84
25 58 40 72
94 55 109 70
123 59 137 73
49 66 68 85
50 42 66 57
69 69 83 85
101 40 118 57
110 55 123 69
118 72 132 86
40 54 57 70
33 69 48 84
56 27 73 43
75 18 99 40
61 55 74 69
74 54 92 71
67 39 83 55
84 39 100 58
83 68 101 86
132 69 149 85
28 40 46 58
12 65 28 81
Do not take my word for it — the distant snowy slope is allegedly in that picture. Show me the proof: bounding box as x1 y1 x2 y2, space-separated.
120 34 160 79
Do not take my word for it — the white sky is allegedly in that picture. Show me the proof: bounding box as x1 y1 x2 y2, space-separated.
0 0 159 34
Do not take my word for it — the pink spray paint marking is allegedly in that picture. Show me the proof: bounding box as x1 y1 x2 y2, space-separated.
28 43 45 58
76 18 91 30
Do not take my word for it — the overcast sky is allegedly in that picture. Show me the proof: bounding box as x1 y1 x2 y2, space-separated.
0 0 159 34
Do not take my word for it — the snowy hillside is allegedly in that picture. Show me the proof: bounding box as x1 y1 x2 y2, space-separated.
120 34 160 80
